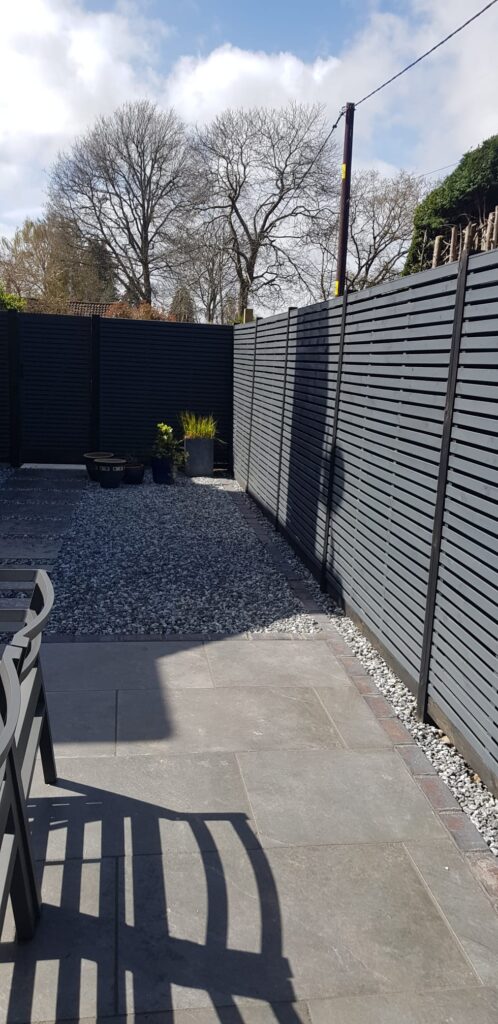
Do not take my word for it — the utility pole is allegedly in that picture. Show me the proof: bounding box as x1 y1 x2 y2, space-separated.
334 102 355 297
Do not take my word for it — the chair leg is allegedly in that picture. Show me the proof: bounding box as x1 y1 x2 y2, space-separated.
38 664 57 784
39 710 57 785
7 753 41 940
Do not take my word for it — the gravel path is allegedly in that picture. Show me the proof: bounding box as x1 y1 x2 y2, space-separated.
47 475 316 637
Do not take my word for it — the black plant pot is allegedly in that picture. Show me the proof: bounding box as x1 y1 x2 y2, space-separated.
184 438 214 477
84 451 114 481
124 464 145 485
97 457 126 489
151 456 176 485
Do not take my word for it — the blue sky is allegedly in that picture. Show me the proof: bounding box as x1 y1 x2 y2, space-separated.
1 0 497 236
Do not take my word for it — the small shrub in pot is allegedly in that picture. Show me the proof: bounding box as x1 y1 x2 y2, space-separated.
151 423 184 484
180 412 217 477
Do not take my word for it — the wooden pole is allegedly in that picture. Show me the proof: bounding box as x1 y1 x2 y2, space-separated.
485 212 494 250
334 103 355 297
493 206 498 248
449 226 458 263
464 223 475 253
432 235 443 268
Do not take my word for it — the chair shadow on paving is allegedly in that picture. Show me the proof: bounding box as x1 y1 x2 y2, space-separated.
1 778 304 1024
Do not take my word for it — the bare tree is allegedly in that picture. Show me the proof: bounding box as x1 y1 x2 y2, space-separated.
178 219 237 323
0 213 117 309
195 104 338 315
347 170 426 289
308 169 426 298
49 101 196 304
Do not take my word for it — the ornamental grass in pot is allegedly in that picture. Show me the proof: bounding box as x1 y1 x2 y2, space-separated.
180 412 217 477
151 422 184 484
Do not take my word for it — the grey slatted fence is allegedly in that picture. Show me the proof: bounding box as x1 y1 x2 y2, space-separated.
233 249 498 795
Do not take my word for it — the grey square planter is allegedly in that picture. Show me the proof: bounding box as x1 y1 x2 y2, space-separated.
184 438 214 477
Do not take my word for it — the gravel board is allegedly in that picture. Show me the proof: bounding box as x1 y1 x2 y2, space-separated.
46 475 318 637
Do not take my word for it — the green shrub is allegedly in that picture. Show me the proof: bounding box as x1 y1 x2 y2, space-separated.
180 411 217 439
0 285 25 312
152 422 184 465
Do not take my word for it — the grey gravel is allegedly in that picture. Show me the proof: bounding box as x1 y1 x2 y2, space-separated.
47 475 314 637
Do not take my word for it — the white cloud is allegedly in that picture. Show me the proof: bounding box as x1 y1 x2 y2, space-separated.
1 0 498 237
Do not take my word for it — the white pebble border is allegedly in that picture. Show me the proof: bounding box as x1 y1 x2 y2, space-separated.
331 613 498 857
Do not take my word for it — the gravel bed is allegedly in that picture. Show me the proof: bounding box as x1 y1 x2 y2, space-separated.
46 475 315 636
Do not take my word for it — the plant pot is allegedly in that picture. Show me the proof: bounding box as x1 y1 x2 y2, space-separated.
124 463 145 485
84 451 114 481
184 438 214 477
151 456 176 485
96 457 125 489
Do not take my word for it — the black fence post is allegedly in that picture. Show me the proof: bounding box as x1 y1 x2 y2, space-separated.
7 310 22 468
90 315 101 452
417 251 469 721
275 307 296 530
320 291 348 591
245 317 258 493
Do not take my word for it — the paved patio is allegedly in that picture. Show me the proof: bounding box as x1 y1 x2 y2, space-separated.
0 470 498 1022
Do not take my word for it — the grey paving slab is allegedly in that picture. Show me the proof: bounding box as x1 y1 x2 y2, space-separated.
314 685 392 749
406 839 498 986
308 989 498 1024
28 752 256 859
0 502 79 518
3 477 86 490
0 492 81 507
205 639 349 688
0 539 61 558
237 748 445 846
41 641 213 692
0 518 69 535
117 687 341 756
46 689 117 756
0 858 116 1022
117 843 474 1012
126 1006 312 1023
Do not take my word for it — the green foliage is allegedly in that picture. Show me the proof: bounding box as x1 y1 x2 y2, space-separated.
152 422 184 465
180 411 217 439
404 135 498 274
0 285 25 311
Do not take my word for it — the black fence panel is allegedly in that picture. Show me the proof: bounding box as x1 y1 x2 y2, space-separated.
99 319 233 464
0 314 9 460
2 314 233 469
233 250 498 794
20 314 92 463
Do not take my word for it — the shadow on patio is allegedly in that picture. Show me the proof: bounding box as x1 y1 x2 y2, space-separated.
1 778 304 1023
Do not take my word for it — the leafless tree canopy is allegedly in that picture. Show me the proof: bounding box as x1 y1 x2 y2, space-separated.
195 104 339 315
0 213 117 311
308 169 427 299
49 101 195 304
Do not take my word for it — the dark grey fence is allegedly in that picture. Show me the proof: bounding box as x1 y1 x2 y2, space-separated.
0 313 233 466
233 249 498 795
